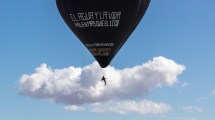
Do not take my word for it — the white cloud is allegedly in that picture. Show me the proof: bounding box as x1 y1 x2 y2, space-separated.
181 81 189 88
18 56 185 115
182 106 203 113
64 105 84 111
212 90 215 96
91 100 172 115
190 116 197 120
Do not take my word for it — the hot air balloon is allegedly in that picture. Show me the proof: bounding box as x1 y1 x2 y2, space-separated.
56 0 150 68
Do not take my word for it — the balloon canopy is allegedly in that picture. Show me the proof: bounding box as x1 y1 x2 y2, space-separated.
56 0 150 68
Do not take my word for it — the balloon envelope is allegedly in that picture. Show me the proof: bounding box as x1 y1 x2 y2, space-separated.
56 0 150 68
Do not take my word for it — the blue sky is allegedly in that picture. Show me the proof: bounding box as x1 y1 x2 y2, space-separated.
1 0 215 120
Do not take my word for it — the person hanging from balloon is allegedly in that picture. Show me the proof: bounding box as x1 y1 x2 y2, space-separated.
101 76 107 85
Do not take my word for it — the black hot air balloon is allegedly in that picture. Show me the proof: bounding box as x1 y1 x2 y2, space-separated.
56 0 150 68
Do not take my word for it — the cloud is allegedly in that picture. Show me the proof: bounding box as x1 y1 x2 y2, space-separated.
64 105 84 111
91 100 172 115
64 100 172 115
212 90 215 96
190 117 197 120
181 81 189 88
18 56 185 115
182 106 203 113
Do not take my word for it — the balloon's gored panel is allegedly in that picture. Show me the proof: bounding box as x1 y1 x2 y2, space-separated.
56 0 150 68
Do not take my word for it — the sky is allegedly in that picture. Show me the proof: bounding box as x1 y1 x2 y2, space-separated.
0 0 215 120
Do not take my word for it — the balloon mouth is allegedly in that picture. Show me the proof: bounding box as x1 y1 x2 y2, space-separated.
100 64 109 68
95 56 113 68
